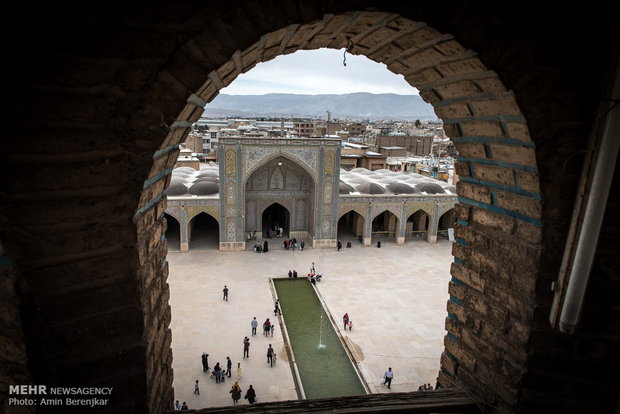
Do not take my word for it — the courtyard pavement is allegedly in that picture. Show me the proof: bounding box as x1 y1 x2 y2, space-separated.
166 235 453 410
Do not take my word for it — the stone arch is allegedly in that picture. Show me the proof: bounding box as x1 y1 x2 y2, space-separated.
135 11 542 409
6 4 593 413
163 213 181 252
337 209 367 242
186 208 220 224
370 206 402 222
187 211 220 250
406 209 430 239
242 150 319 189
338 206 367 221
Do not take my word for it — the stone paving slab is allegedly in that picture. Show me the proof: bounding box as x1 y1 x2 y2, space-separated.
167 239 452 410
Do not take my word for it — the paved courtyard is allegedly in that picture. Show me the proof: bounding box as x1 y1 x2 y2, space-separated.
167 236 453 410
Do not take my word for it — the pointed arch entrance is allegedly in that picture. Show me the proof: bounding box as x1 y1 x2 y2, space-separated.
438 209 456 240
337 210 366 245
245 155 316 242
164 213 181 251
407 210 430 240
188 212 219 250
262 203 290 239
372 211 400 245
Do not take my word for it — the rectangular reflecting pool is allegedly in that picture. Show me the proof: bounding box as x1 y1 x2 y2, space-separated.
273 278 367 399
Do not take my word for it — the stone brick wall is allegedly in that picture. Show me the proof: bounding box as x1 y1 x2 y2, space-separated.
1 2 618 413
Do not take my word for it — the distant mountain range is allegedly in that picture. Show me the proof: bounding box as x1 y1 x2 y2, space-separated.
201 93 437 120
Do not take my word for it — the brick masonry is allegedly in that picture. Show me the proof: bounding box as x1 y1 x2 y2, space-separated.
0 2 618 414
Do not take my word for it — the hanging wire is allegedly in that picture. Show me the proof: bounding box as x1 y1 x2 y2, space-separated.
343 37 353 66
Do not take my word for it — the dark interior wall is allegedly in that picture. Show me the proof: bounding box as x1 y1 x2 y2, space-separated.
1 1 618 413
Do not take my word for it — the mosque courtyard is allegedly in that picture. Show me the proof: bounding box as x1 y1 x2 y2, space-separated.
167 235 453 410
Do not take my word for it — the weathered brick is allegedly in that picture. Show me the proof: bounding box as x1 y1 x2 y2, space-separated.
469 97 521 117
472 163 515 186
437 57 487 77
459 120 504 137
474 77 508 93
434 102 472 119
471 207 516 233
457 181 493 204
490 144 537 166
434 39 467 57
434 80 482 100
495 190 542 219
451 262 486 292
454 142 486 158
505 122 532 142
405 67 443 86
454 160 471 177
517 171 540 192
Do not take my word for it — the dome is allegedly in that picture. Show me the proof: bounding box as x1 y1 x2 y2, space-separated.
356 182 386 194
193 176 219 184
339 181 356 194
373 177 395 184
443 185 457 194
350 168 374 175
387 182 419 194
164 183 188 196
197 170 219 178
346 176 372 184
174 167 196 173
189 181 219 195
373 169 393 174
415 182 446 194
170 176 188 186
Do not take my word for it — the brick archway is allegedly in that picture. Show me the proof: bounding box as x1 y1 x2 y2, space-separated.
6 3 615 414
135 11 541 410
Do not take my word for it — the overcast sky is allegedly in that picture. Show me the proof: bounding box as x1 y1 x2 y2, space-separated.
220 48 419 95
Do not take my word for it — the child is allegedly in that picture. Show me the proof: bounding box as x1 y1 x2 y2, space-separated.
272 353 277 364
348 320 353 330
270 324 275 336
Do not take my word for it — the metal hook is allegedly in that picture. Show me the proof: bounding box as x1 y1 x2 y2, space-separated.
343 37 353 67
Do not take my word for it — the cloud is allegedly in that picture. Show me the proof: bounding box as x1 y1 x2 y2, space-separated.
220 48 419 95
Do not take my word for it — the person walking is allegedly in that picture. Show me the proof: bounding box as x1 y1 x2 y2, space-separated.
263 318 271 336
244 385 257 404
343 313 349 330
300 240 305 251
243 336 250 358
226 356 232 378
236 362 243 380
229 381 242 405
384 367 394 389
251 317 258 336
267 344 274 367
337 240 342 251
223 285 229 301
270 323 275 337
274 300 281 316
194 379 200 395
201 352 209 372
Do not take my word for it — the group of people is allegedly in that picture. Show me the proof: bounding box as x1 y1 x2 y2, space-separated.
283 238 303 250
287 270 298 278
262 318 275 336
253 240 268 253
195 349 258 406
417 383 440 391
342 313 353 330
266 225 283 238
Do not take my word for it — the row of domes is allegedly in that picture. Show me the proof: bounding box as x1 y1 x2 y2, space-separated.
164 166 456 196
165 166 220 196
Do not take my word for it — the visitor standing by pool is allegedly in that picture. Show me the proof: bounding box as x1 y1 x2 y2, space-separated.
343 313 349 330
274 300 281 316
267 344 274 367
